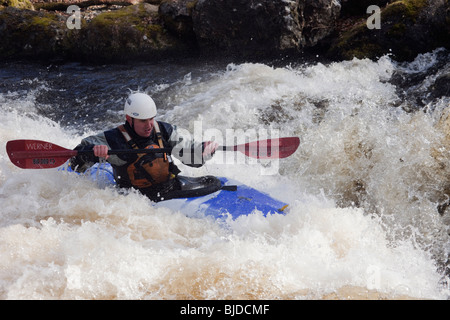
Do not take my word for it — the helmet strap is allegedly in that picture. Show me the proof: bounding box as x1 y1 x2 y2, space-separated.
126 115 136 131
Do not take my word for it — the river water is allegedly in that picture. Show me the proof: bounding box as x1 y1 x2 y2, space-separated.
0 49 449 299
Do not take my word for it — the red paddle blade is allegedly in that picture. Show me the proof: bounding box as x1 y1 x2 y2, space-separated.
238 137 300 159
6 139 77 169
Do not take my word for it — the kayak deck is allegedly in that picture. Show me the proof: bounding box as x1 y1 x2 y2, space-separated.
155 177 288 220
65 163 288 220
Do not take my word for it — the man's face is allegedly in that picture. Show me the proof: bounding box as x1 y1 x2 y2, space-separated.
127 116 154 137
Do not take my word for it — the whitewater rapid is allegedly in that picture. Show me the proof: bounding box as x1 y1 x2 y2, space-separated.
0 50 449 299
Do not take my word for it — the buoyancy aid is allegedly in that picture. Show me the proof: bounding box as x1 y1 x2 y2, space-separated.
117 123 172 189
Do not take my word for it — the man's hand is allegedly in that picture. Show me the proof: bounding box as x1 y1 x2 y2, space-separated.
93 145 109 160
202 141 219 158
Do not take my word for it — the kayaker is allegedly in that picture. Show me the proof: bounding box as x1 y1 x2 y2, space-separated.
70 92 218 201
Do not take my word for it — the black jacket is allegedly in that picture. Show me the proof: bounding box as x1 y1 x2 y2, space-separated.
70 121 212 200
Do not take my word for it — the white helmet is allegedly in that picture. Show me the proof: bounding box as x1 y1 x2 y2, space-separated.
124 93 157 119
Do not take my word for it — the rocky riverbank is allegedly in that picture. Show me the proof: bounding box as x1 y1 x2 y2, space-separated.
0 0 449 63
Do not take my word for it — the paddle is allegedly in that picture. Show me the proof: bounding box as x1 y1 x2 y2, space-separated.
219 137 300 159
6 137 300 169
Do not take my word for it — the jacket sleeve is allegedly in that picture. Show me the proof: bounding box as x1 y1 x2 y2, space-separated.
69 132 126 172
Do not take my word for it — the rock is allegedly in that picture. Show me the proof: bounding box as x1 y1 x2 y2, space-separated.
158 0 196 40
340 0 392 16
0 6 70 59
302 0 341 47
190 0 343 58
0 0 447 63
0 3 192 62
328 0 450 61
74 3 191 61
191 0 304 57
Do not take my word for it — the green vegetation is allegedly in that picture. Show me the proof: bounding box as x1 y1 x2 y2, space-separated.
0 0 33 10
383 0 428 22
77 4 186 61
328 0 436 61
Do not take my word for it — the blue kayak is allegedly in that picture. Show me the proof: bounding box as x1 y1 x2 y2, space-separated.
66 163 288 220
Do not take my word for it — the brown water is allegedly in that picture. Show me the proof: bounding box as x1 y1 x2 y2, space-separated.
0 50 449 299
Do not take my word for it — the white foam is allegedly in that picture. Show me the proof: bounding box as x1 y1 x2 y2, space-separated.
0 56 448 299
